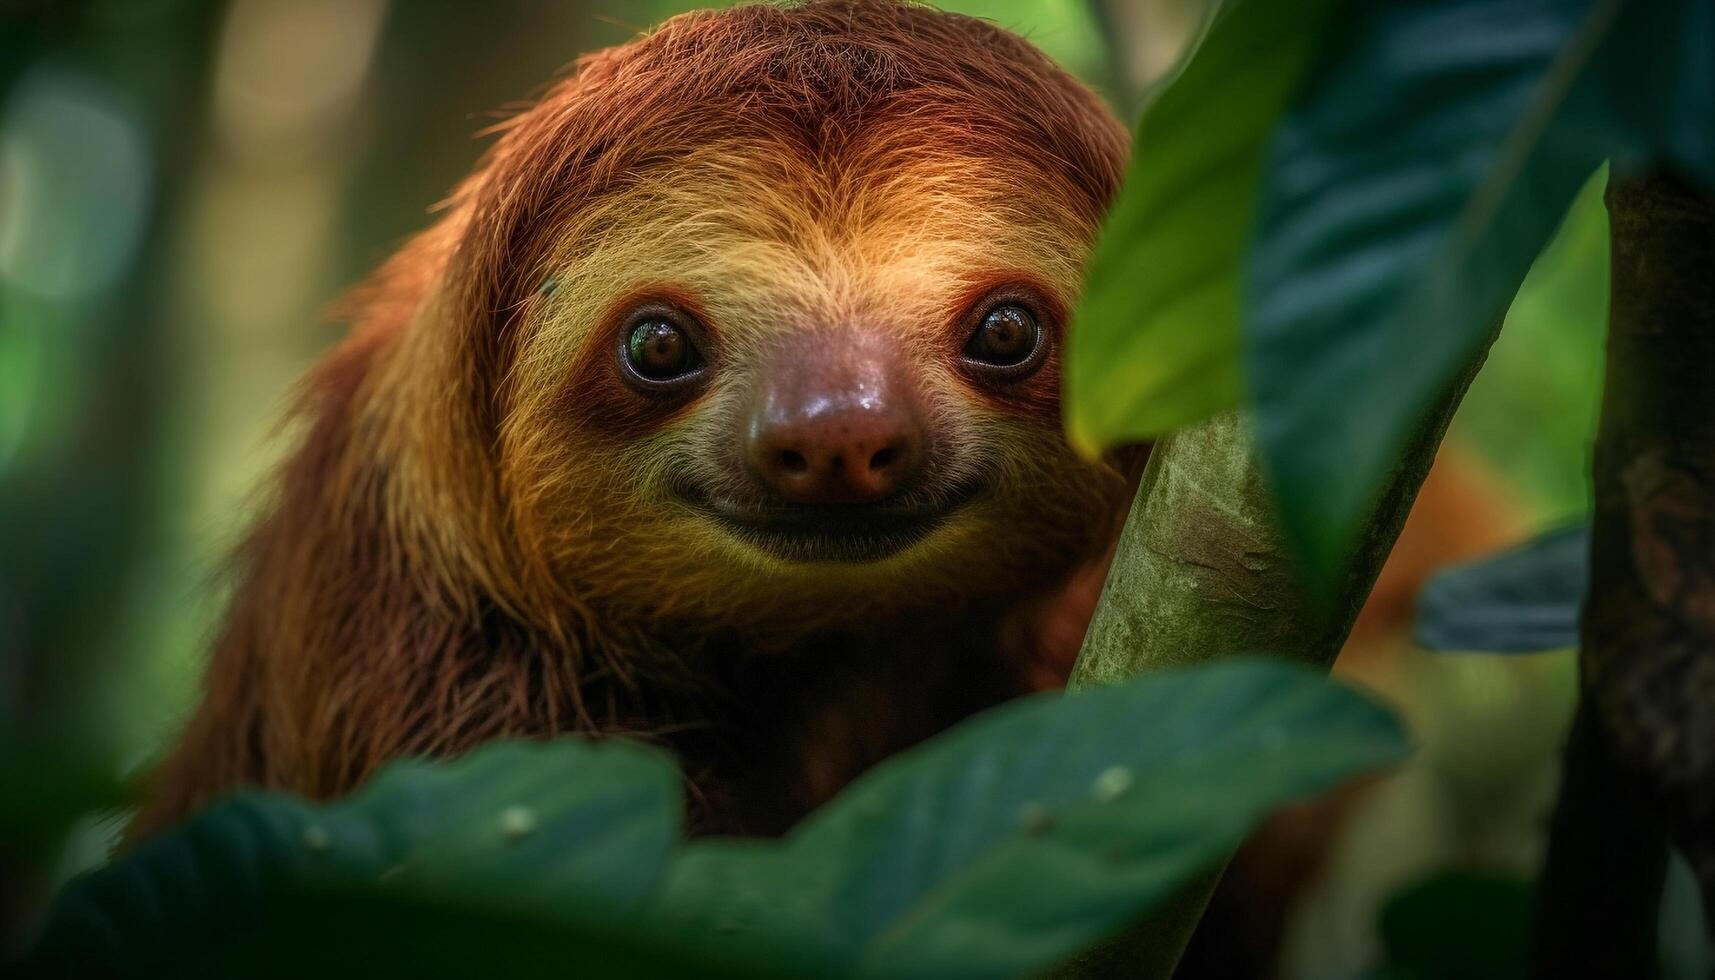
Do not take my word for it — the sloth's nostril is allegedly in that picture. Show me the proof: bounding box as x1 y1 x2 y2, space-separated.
869 446 896 471
779 449 809 474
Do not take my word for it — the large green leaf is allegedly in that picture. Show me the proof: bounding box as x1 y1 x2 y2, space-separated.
1065 0 1342 453
24 739 683 977
653 658 1410 980
647 838 842 977
24 661 1408 980
311 741 679 919
1244 0 1715 584
214 887 750 980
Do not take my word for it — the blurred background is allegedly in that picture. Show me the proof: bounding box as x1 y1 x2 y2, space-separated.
0 0 1638 976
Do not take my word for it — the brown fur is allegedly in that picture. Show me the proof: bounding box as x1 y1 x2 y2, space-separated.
133 1 1135 839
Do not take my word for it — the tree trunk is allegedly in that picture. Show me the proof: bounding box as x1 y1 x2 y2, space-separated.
1532 705 1670 978
1063 338 1488 978
1580 169 1715 927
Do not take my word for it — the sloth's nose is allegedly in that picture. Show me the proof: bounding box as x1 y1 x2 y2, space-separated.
746 340 927 505
748 404 924 504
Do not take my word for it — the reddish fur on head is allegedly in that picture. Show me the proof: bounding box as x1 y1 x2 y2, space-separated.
134 0 1134 838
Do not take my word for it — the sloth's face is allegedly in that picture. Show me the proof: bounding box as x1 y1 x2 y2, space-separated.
497 136 1130 634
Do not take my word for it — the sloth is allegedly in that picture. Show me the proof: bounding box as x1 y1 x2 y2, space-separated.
133 0 1139 839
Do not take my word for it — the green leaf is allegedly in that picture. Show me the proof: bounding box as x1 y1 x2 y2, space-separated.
1413 523 1590 653
313 740 680 920
1602 0 1715 186
659 658 1410 980
1243 0 1713 584
840 659 1407 979
218 887 752 980
648 839 842 978
25 738 683 977
1375 870 1536 980
25 664 1408 980
1064 0 1342 453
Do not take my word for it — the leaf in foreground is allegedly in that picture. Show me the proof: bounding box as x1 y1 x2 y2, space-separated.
1065 0 1341 453
655 657 1410 980
24 739 683 978
1245 0 1713 585
24 660 1409 980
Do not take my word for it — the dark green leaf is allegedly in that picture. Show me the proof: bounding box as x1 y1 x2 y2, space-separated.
753 658 1404 980
1244 0 1712 584
24 738 682 978
1066 0 1342 452
312 740 681 920
647 839 841 978
1413 523 1590 653
216 887 751 980
25 665 1408 980
1601 0 1715 186
1375 870 1535 980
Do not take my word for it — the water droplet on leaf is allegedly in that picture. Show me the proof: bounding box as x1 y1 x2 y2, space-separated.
302 825 331 853
498 805 536 841
1092 765 1134 802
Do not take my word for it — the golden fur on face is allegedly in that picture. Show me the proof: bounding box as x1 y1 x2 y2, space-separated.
370 2 1136 637
501 149 1129 632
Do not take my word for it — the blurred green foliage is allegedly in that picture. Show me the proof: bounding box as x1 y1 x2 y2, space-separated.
1065 0 1337 453
1452 171 1609 520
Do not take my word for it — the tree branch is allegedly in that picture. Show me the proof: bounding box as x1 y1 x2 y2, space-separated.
1064 347 1490 977
1532 704 1670 978
1540 170 1715 962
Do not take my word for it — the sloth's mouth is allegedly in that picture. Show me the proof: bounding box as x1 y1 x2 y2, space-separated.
678 480 982 563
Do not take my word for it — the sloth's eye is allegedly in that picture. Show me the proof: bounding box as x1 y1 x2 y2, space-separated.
965 304 1040 368
625 319 699 381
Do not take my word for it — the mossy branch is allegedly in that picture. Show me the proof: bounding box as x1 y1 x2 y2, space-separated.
1064 350 1489 977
